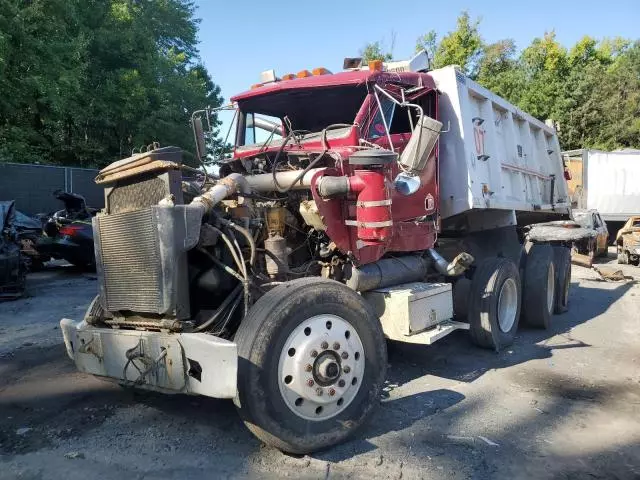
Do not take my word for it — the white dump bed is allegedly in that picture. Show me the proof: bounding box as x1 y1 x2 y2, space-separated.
565 149 640 222
430 66 570 221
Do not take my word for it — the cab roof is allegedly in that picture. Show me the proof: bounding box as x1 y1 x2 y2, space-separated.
230 70 435 103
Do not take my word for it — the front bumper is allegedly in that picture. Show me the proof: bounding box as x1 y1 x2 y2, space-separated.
60 319 237 398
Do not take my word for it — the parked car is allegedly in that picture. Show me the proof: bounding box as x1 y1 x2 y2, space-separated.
572 209 609 258
0 201 27 300
36 190 97 269
616 216 640 265
12 208 50 270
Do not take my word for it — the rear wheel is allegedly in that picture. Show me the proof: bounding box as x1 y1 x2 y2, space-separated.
522 244 555 329
234 278 387 454
468 257 521 351
552 246 571 314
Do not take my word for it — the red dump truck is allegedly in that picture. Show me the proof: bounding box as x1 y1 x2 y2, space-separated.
61 53 578 453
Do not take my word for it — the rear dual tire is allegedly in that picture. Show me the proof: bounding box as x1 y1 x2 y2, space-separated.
468 243 567 349
552 246 571 314
522 244 556 329
468 258 521 351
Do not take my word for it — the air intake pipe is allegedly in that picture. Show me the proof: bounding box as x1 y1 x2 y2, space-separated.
191 173 250 216
317 150 396 246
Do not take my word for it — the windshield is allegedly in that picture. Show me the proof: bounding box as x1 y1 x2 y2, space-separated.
236 85 368 148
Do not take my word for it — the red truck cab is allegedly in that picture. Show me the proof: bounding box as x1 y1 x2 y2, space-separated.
226 67 440 264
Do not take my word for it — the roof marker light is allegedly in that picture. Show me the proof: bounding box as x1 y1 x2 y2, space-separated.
282 73 295 80
296 69 312 78
250 83 263 89
368 60 383 72
312 67 331 76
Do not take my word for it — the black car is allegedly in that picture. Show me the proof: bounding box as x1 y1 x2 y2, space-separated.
37 191 97 269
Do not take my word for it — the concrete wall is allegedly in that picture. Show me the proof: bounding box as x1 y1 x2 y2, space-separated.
0 163 104 215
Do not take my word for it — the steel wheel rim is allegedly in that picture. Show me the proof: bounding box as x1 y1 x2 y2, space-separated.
277 314 365 421
547 263 555 313
497 277 518 333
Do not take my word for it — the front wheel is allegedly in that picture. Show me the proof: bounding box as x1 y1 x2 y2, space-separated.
234 278 387 454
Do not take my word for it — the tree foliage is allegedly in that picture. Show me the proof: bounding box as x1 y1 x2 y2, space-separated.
360 41 393 63
0 0 222 167
413 12 640 150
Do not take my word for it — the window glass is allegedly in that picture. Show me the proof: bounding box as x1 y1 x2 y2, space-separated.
245 113 256 145
243 113 283 146
367 94 420 139
368 98 395 138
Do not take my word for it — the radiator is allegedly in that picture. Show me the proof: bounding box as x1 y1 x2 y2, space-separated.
96 208 162 313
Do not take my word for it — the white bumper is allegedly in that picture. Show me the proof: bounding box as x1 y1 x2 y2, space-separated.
60 319 237 399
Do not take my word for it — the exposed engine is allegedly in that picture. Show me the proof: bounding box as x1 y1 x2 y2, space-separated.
87 130 452 340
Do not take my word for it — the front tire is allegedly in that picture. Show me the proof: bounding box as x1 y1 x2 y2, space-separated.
234 278 387 454
468 258 521 351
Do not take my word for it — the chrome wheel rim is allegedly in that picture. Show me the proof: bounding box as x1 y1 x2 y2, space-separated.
277 314 365 421
497 277 518 333
547 263 555 313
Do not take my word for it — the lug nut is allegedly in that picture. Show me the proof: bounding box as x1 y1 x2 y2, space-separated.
321 341 329 350
341 351 349 359
307 379 314 387
305 364 313 372
343 366 351 373
329 388 336 396
338 379 346 387
316 387 323 396
333 342 340 350
310 350 318 358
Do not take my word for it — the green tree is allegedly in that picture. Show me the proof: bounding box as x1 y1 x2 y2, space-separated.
432 11 483 76
360 41 393 63
415 30 438 69
0 0 222 168
517 31 568 121
476 39 525 102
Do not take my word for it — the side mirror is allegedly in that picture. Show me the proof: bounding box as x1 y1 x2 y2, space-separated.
193 116 207 160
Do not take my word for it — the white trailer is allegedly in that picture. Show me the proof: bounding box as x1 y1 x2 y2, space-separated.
564 149 640 222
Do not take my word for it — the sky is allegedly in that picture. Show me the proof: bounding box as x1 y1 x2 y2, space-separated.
194 0 639 106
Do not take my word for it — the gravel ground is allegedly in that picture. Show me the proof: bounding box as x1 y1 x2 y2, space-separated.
1 251 640 480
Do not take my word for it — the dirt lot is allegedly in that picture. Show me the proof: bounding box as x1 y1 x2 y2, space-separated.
1 251 640 480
